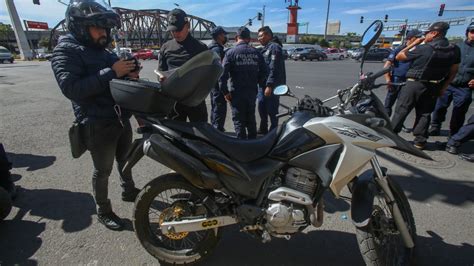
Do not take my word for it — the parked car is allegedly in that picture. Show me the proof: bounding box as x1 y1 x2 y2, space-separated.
324 48 346 60
291 48 327 61
348 48 363 58
354 48 391 61
0 46 14 63
133 49 155 60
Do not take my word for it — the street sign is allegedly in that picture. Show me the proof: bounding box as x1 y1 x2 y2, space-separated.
25 20 48 30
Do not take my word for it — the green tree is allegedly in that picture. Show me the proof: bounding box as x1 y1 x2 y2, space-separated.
319 38 329 48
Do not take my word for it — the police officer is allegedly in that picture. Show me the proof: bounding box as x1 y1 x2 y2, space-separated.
158 8 209 122
257 26 286 134
51 0 141 230
220 27 268 139
391 22 461 149
208 26 228 131
445 114 474 159
429 22 474 137
383 29 423 117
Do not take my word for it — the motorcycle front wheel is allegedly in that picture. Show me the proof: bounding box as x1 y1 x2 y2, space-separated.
133 173 221 265
355 177 416 266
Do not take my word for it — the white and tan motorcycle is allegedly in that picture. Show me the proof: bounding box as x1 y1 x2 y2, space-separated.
116 21 427 265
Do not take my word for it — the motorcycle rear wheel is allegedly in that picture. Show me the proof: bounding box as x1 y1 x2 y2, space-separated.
355 177 416 266
133 173 221 265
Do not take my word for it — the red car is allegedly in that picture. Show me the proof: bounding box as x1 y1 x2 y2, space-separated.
133 49 155 60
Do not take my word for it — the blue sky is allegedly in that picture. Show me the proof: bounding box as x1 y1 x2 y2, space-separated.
1 0 473 37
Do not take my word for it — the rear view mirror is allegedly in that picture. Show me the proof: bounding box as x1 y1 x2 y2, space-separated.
361 20 383 49
274 85 289 96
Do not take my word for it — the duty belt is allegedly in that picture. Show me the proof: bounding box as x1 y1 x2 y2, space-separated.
407 78 443 84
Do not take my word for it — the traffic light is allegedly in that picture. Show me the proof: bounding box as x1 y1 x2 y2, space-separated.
360 16 364 23
33 0 40 4
384 14 388 23
438 3 445 16
248 19 252 26
257 12 262 21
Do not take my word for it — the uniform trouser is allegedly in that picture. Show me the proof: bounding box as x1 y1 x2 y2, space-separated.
231 94 257 139
431 85 472 135
210 88 227 131
257 88 280 132
170 101 208 123
83 120 135 215
391 81 439 144
383 76 406 117
447 115 474 147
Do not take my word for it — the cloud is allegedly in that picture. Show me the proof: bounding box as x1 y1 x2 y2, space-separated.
344 9 368 14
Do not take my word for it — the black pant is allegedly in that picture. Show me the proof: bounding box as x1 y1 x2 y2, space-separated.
391 81 439 144
83 120 135 215
170 101 208 122
431 85 472 135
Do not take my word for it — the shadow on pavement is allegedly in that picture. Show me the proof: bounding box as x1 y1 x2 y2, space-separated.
0 220 44 266
198 227 474 266
379 153 474 206
12 187 96 233
6 152 56 171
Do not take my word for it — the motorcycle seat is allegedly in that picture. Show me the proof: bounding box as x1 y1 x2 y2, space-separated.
161 120 279 163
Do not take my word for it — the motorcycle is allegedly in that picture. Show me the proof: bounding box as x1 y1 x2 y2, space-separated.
114 21 428 265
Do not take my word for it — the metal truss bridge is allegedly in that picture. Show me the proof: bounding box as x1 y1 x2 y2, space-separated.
49 7 216 49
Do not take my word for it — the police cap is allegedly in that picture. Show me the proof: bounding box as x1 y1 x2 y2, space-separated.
427 21 450 35
167 8 187 31
211 26 228 38
236 26 251 39
406 29 423 39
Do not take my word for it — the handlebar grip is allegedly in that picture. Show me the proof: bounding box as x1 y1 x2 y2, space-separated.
369 67 391 80
276 112 289 118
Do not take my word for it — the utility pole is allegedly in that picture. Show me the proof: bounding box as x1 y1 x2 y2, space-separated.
324 0 331 40
262 5 265 28
5 0 33 60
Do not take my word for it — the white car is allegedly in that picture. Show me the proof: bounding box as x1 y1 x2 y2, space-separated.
324 48 346 60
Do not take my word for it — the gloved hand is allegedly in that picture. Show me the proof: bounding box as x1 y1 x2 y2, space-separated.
299 95 333 117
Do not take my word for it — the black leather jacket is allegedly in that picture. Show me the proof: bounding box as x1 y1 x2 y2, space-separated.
51 34 128 123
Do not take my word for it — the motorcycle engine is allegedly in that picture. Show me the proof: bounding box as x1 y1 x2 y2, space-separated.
265 168 319 235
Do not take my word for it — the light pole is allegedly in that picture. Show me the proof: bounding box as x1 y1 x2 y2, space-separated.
324 0 330 40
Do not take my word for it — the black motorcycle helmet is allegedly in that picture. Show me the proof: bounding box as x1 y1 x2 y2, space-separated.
65 0 121 47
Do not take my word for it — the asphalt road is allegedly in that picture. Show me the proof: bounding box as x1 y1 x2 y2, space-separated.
0 58 473 265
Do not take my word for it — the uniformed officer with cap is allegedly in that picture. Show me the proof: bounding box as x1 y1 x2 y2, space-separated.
391 21 461 149
158 8 209 122
429 22 474 137
257 26 286 134
383 29 422 118
220 27 268 139
209 26 228 131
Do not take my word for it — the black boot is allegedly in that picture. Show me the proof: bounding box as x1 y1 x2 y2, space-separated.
97 212 124 231
428 126 441 136
122 187 140 202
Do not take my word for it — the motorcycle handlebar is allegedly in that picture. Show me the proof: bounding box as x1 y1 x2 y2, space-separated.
366 67 391 81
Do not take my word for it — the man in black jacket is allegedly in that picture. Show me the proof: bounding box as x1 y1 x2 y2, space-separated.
158 8 209 122
429 22 474 137
51 0 140 230
208 26 228 131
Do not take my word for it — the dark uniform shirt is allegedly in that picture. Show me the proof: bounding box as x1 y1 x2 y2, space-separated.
158 34 208 71
387 45 411 78
208 40 225 90
405 37 461 81
220 42 268 96
261 41 286 87
451 40 474 87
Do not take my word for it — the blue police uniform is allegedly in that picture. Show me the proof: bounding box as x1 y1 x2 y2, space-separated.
258 41 286 133
208 40 227 131
384 45 411 117
430 40 474 135
447 114 474 150
220 42 268 139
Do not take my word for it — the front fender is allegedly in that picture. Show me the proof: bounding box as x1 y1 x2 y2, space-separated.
351 172 376 227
